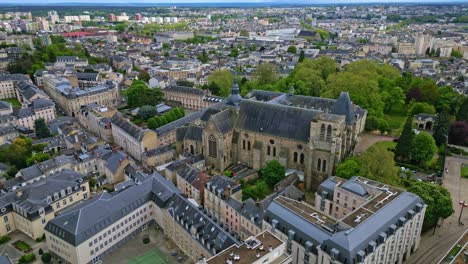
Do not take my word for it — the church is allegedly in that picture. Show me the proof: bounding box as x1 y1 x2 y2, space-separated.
175 79 367 190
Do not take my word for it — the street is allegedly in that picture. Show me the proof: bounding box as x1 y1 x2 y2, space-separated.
407 156 468 264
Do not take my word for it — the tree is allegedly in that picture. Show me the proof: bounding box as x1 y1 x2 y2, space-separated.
432 111 450 146
406 87 423 102
26 153 50 166
126 80 164 108
408 102 436 116
451 50 463 58
207 69 233 97
147 117 159 129
41 252 52 263
115 23 127 33
34 118 51 139
381 86 405 112
197 49 209 63
240 30 249 37
335 158 361 179
448 121 468 146
138 105 156 120
358 144 398 184
287 46 297 54
298 49 305 62
456 97 468 122
230 48 239 58
261 160 285 187
407 181 453 229
395 116 415 161
411 132 437 164
254 63 278 86
137 70 150 82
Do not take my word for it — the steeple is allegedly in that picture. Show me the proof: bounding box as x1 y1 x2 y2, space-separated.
226 77 242 107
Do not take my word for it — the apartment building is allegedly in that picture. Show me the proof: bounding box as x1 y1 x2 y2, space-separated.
13 98 56 130
110 113 158 161
45 172 239 264
165 160 208 205
163 85 224 111
78 104 116 143
263 177 426 264
54 56 89 69
142 145 175 171
0 125 18 145
42 74 119 117
0 73 30 100
0 169 89 240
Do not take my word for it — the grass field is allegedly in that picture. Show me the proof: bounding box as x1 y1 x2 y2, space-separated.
372 140 397 152
462 164 468 179
384 103 408 136
127 249 174 264
3 98 21 107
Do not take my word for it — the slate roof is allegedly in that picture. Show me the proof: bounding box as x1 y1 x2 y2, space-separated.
340 178 368 197
0 169 86 220
32 98 54 110
165 85 204 96
0 73 30 82
144 145 174 158
0 126 16 137
46 172 239 254
244 90 283 102
237 100 319 142
332 92 357 125
0 101 11 110
210 109 235 134
110 113 144 141
101 150 127 174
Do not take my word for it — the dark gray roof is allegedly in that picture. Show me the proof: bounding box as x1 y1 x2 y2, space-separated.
0 126 16 137
46 172 239 254
244 90 283 102
317 176 339 199
0 73 30 82
101 150 127 174
226 78 242 107
185 126 203 141
0 256 12 264
340 178 368 197
210 109 235 134
0 101 11 110
110 113 144 141
332 92 356 125
144 145 174 158
32 98 54 110
165 85 204 96
237 100 319 142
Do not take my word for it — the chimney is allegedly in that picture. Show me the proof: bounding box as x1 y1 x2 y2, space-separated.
224 186 231 199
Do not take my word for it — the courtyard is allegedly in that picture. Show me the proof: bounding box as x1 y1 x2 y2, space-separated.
0 231 47 263
103 226 191 264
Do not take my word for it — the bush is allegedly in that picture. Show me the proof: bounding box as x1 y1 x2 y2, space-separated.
0 235 10 244
143 237 150 244
41 252 51 263
35 234 46 243
18 253 36 263
38 248 44 255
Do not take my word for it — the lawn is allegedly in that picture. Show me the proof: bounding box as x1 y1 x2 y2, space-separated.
372 141 397 152
13 240 31 252
127 249 174 264
3 98 21 107
384 103 408 136
444 244 462 262
462 164 468 179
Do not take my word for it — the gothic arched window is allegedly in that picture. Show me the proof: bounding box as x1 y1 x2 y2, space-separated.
322 159 327 172
317 158 322 171
208 135 217 158
320 124 326 141
293 152 298 163
326 125 332 142
300 153 305 165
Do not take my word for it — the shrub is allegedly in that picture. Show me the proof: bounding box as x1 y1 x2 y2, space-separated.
0 235 10 244
143 237 150 244
35 234 46 242
41 252 52 263
38 248 44 255
18 253 36 263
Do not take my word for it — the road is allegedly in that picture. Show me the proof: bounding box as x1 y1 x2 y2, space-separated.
406 157 468 264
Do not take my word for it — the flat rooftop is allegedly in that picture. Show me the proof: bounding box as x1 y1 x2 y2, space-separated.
207 231 283 264
275 196 338 234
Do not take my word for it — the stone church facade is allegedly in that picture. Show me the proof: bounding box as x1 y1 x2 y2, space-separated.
175 79 367 190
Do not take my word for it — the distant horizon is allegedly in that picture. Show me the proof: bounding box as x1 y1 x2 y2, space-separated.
0 0 467 5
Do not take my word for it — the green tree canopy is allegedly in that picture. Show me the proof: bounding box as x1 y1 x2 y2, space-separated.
395 115 415 162
254 63 279 86
408 102 436 116
335 158 361 179
34 118 51 139
138 105 156 120
358 144 399 184
126 80 163 108
411 132 437 164
287 46 297 54
207 69 233 97
407 181 453 229
261 160 286 187
137 70 150 82
432 111 450 146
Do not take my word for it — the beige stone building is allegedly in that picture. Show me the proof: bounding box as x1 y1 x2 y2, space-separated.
14 98 56 130
142 145 175 171
163 85 224 110
0 125 18 145
42 74 119 117
78 104 116 143
45 173 239 264
0 169 89 240
110 113 158 161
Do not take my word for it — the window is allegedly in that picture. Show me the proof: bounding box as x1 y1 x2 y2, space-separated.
6 224 10 232
208 135 217 158
56 203 60 209
320 124 325 140
293 152 298 163
242 140 246 150
317 159 322 171
267 146 271 156
3 216 8 223
326 125 332 142
322 159 327 172
42 218 46 224
247 141 251 150
273 147 276 157
300 153 305 165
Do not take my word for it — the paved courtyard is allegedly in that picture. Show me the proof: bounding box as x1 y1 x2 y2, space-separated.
103 227 191 264
407 156 468 264
0 230 47 263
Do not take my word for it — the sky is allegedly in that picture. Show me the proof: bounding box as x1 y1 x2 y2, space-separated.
1 0 467 3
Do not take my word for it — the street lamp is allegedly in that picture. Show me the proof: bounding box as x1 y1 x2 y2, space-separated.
458 201 467 225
